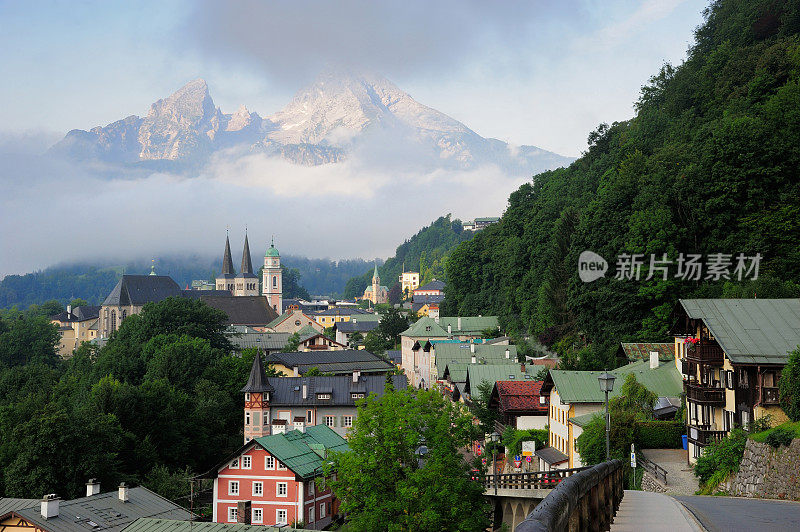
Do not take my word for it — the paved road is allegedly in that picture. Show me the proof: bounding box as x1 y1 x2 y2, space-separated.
674 495 800 532
611 491 702 532
641 448 698 495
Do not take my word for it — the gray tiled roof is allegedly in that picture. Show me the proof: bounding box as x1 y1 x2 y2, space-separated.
415 280 445 292
679 298 800 364
0 498 37 515
51 306 101 322
122 518 296 532
198 296 279 326
9 487 190 532
102 276 183 306
266 350 394 375
227 331 290 351
335 321 379 333
266 375 407 406
534 446 568 465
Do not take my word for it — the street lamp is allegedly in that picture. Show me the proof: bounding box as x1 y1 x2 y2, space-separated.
598 370 616 461
488 432 500 495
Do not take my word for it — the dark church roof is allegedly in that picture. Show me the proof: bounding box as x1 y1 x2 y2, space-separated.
241 353 275 393
199 295 279 326
220 235 236 278
239 234 257 278
102 275 182 307
51 305 101 322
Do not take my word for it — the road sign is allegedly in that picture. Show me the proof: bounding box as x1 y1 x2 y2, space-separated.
482 458 487 465
521 440 536 457
525 456 532 463
514 459 522 468
630 452 636 468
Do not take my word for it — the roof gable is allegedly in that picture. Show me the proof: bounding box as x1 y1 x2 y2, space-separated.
102 275 183 307
255 425 349 479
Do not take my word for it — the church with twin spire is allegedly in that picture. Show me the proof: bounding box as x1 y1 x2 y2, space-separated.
216 233 283 313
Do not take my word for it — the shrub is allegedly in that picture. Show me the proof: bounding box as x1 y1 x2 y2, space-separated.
502 427 548 456
764 427 794 448
636 421 684 449
693 428 747 486
780 348 800 421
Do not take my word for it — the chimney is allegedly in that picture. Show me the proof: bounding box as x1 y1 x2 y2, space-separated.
434 316 440 323
353 370 361 382
447 324 452 334
86 479 100 497
272 423 286 434
293 366 299 377
40 495 59 519
470 343 476 353
505 348 510 359
66 304 72 316
650 351 659 369
302 383 308 399
457 317 462 330
471 355 477 364
118 482 129 502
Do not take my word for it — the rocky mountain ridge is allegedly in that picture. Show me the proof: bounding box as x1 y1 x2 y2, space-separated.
50 73 573 174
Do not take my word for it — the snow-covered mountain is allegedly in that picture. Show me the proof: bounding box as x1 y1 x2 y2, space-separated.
50 73 573 174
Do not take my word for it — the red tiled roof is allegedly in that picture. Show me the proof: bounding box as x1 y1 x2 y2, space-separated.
495 380 548 413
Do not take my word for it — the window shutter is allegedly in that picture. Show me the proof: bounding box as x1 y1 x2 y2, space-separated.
333 416 337 426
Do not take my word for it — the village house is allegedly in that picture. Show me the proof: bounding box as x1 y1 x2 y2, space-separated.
434 342 518 397
50 305 99 357
311 307 377 329
539 356 682 470
267 309 324 335
398 271 420 297
489 380 549 431
204 425 348 528
226 326 290 355
671 298 800 463
294 325 347 351
412 280 445 298
240 353 406 439
333 318 379 346
0 483 190 532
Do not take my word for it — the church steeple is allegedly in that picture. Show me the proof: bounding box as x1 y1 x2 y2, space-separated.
241 233 253 274
221 234 236 276
373 263 380 282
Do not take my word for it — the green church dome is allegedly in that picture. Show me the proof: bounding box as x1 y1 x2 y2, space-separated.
265 246 280 257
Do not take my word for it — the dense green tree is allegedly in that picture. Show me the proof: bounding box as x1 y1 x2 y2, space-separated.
324 387 489 531
779 347 800 421
284 332 301 352
0 314 60 367
469 380 499 436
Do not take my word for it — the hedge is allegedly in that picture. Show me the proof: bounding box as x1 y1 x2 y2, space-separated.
636 420 684 449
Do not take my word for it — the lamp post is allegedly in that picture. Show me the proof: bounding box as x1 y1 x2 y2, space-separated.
598 370 616 462
489 431 500 495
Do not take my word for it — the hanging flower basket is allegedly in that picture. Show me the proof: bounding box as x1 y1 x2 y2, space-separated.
684 337 699 352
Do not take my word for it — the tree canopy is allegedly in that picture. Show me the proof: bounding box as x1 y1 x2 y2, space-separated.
324 387 489 531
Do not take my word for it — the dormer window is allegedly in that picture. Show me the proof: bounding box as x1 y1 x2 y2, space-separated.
351 393 365 400
317 393 331 400
425 326 431 331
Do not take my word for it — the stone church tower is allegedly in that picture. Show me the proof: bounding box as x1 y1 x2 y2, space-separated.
234 233 259 296
215 234 236 292
262 238 283 313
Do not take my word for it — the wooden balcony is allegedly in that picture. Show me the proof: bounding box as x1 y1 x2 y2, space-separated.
685 382 726 406
687 425 727 447
685 342 724 365
761 387 780 405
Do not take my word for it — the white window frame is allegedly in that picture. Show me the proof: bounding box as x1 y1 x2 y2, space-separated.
245 411 251 425
265 456 275 470
277 460 287 471
253 481 263 496
343 415 353 428
244 392 251 402
242 455 252 469
277 482 288 497
230 458 239 469
308 506 315 523
319 502 326 519
252 508 262 523
325 416 335 427
228 480 239 496
228 507 237 523
276 509 288 525
308 480 315 496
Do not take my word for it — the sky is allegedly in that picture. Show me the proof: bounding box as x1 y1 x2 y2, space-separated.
0 0 708 278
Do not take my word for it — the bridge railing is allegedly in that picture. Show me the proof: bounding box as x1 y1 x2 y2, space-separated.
482 467 589 491
516 459 625 532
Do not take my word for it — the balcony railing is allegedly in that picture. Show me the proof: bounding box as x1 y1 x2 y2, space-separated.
685 382 726 406
687 425 727 447
686 342 725 365
762 387 780 405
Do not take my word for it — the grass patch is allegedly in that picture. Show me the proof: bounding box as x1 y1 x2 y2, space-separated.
749 421 800 443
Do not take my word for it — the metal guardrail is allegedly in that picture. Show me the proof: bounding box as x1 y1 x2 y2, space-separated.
482 467 588 491
516 460 625 532
638 454 667 485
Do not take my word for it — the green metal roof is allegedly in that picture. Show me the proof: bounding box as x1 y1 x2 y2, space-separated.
550 359 682 404
401 316 449 338
296 324 323 342
569 412 601 428
254 425 349 479
434 343 518 377
123 519 297 532
438 316 499 334
679 298 800 365
266 311 291 328
265 245 280 257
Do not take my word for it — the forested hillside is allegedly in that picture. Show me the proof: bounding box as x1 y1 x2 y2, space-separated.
342 215 474 299
0 255 371 308
446 0 800 369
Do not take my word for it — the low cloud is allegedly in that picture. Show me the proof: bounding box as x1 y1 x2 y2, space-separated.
0 133 523 278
